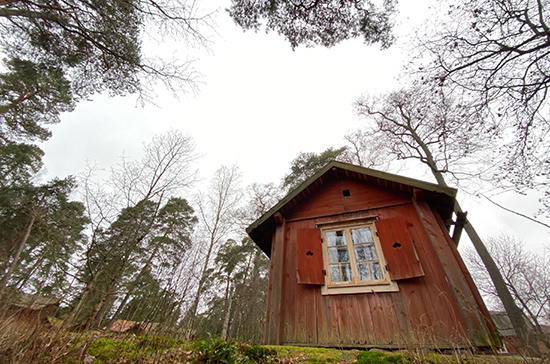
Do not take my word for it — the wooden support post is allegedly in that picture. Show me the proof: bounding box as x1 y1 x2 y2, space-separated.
452 211 467 246
454 201 538 355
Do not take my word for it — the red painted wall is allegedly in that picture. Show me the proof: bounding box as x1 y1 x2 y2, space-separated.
265 177 497 349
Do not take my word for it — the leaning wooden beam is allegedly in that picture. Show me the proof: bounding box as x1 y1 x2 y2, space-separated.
452 211 467 245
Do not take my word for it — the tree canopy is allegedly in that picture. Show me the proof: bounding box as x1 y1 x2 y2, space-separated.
0 0 211 100
465 234 550 330
414 0 550 207
354 85 499 189
282 147 348 191
228 0 396 49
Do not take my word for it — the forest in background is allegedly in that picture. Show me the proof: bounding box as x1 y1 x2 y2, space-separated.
0 0 550 358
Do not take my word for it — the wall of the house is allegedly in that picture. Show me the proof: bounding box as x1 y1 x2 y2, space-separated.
265 177 497 349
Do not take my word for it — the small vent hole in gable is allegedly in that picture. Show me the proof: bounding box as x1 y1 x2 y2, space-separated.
342 189 351 197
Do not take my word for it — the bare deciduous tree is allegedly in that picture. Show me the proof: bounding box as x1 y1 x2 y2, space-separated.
353 85 538 354
420 0 550 121
354 85 499 189
465 234 550 346
414 0 550 213
343 129 394 171
185 164 243 335
65 130 198 328
0 0 214 101
234 182 284 232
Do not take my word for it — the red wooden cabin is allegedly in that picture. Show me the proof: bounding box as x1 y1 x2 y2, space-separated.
247 162 499 350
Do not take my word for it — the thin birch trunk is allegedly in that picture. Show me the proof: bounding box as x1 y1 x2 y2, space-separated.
0 212 36 292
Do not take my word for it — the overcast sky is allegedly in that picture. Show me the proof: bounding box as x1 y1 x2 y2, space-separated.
38 1 550 255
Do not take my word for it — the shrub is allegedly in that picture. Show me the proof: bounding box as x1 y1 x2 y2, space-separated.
192 335 242 364
242 344 277 363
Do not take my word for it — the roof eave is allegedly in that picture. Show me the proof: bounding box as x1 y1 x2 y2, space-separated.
247 161 458 257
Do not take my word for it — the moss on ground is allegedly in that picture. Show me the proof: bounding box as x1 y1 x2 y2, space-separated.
0 325 538 364
268 345 359 363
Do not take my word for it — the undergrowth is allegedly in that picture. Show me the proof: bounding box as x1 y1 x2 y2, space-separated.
0 321 541 364
192 334 277 363
355 351 410 364
87 335 185 363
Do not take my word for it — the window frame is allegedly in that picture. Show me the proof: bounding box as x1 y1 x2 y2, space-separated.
317 218 399 295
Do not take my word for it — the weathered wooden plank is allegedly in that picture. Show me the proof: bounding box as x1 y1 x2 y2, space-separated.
296 228 325 285
328 296 342 345
287 178 411 221
388 291 411 346
395 278 437 345
343 296 361 345
295 288 307 344
291 289 305 343
281 224 297 344
375 215 425 280
402 203 466 344
381 293 401 345
348 295 367 345
432 207 498 340
413 200 488 346
265 215 286 345
368 293 389 344
315 292 330 345
355 294 376 345
335 296 353 344
304 285 318 343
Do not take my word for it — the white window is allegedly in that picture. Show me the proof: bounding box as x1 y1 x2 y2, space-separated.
319 219 399 295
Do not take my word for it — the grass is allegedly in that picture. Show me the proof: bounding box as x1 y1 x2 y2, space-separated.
269 345 359 363
0 321 544 364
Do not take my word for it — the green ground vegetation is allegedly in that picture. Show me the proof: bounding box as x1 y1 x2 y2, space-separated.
0 327 543 364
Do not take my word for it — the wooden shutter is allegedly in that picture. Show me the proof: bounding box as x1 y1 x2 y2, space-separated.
296 228 325 285
375 216 424 280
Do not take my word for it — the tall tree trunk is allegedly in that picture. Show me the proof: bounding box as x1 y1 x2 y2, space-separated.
228 253 254 339
458 207 536 354
403 119 539 355
221 289 232 341
83 261 125 330
16 248 46 290
63 271 100 327
186 237 216 335
105 243 162 330
0 212 36 292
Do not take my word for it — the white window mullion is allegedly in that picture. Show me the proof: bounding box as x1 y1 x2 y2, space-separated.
346 229 360 284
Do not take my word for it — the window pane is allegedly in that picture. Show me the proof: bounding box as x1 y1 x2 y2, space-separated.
341 264 353 282
357 263 370 281
351 227 373 244
366 244 377 260
324 224 386 286
328 247 338 263
370 262 383 280
354 244 378 261
354 245 367 261
337 248 349 262
326 231 346 246
330 266 341 282
328 247 350 263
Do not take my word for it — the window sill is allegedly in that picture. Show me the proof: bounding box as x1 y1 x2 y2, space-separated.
321 280 399 295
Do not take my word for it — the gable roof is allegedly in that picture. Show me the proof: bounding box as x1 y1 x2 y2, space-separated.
247 161 457 257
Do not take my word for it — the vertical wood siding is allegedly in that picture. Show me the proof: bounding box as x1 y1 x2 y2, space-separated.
296 228 324 285
268 178 494 348
375 216 425 280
